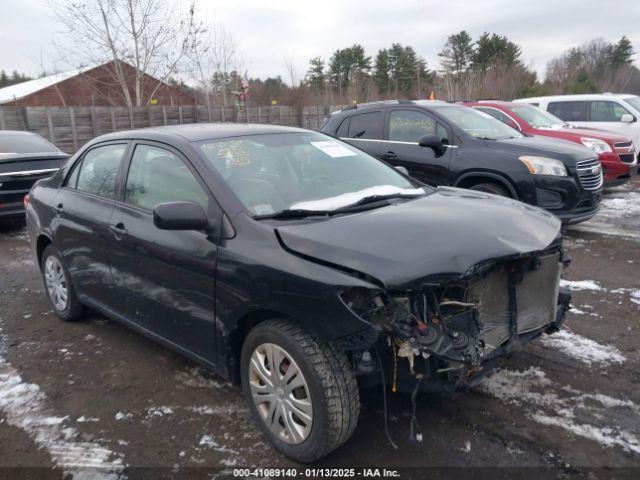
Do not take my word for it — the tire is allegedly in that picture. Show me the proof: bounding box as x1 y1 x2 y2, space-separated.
469 182 510 197
41 244 84 321
241 319 360 462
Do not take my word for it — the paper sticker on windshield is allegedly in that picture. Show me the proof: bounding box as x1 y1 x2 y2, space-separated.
310 141 356 158
253 204 274 215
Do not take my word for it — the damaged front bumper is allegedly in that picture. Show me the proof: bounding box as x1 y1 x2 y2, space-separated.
337 245 572 394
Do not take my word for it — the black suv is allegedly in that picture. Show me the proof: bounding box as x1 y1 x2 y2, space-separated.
321 100 603 224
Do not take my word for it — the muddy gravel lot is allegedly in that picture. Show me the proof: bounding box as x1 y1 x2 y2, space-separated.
0 178 639 479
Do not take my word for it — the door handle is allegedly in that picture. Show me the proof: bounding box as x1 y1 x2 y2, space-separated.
109 223 128 239
53 203 64 215
381 151 397 160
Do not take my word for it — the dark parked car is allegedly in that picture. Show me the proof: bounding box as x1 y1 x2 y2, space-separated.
0 131 68 220
27 124 571 461
321 100 603 224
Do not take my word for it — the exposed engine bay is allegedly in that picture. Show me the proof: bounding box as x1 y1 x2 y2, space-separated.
341 246 572 393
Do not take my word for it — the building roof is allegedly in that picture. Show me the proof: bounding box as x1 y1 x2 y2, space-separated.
0 65 97 105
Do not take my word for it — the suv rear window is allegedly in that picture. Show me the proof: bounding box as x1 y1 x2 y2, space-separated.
347 112 382 139
548 101 587 121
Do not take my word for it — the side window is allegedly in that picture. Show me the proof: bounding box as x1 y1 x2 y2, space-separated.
548 101 587 121
476 107 511 124
388 109 448 143
124 144 208 211
347 112 382 139
65 160 81 188
75 144 127 199
336 117 350 137
590 101 631 122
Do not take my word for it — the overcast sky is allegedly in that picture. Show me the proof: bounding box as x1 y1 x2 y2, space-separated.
1 0 639 82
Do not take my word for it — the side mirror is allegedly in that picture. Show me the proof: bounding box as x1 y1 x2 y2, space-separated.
153 201 209 231
394 166 409 175
620 113 635 123
418 134 444 149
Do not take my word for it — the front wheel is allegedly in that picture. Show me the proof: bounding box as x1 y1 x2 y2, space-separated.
241 319 360 462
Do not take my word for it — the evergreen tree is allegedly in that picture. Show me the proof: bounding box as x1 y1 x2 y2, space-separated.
306 57 325 90
438 31 474 75
610 36 635 66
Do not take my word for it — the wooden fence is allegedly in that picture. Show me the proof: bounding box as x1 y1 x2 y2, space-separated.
0 104 343 153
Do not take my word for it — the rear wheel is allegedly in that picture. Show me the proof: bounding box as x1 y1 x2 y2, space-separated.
469 182 510 197
241 319 359 462
41 245 84 321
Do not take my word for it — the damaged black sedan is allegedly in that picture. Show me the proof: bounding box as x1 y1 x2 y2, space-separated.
26 124 571 462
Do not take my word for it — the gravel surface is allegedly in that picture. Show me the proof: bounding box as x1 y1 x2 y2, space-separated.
0 178 639 478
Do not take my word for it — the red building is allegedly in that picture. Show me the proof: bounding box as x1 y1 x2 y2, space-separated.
0 60 194 107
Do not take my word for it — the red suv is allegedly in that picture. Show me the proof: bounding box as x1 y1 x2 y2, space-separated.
465 101 637 187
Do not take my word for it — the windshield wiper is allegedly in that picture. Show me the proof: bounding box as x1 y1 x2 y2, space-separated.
330 193 422 213
258 209 331 220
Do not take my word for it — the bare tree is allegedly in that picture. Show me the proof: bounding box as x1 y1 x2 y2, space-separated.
49 0 201 107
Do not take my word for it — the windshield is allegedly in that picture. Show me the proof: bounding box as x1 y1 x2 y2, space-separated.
0 134 59 154
624 96 640 112
510 105 567 129
197 132 426 217
435 106 523 140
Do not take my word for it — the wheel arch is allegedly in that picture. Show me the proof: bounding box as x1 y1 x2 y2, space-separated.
453 171 519 199
227 308 294 383
36 234 54 271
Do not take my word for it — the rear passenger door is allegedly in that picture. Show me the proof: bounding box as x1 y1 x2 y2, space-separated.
382 108 453 186
338 110 388 159
547 101 589 128
52 142 129 304
106 142 219 364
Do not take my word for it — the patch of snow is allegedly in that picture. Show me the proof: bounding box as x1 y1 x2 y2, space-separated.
186 405 246 416
479 367 640 455
76 416 99 423
540 329 626 366
146 406 173 418
560 279 605 292
0 326 124 478
290 185 425 211
114 412 133 421
0 360 124 478
198 434 239 455
611 288 640 306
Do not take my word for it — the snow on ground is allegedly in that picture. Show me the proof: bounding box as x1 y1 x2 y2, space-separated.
479 367 640 455
560 279 606 292
0 340 124 478
597 189 640 221
540 329 626 366
612 288 640 306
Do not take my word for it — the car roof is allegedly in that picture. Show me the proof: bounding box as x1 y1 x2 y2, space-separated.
0 130 44 137
331 99 456 116
92 123 310 143
514 93 638 103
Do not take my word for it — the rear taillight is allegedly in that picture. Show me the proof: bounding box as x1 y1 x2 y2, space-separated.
23 194 29 209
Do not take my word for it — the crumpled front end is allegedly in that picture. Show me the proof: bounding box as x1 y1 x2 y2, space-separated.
339 243 571 394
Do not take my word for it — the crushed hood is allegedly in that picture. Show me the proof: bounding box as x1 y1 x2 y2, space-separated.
276 187 561 289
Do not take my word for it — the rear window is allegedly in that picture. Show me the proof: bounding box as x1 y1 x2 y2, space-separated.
548 101 587 122
0 134 58 154
347 112 382 139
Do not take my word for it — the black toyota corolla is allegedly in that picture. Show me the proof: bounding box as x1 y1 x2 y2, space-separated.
26 124 571 462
